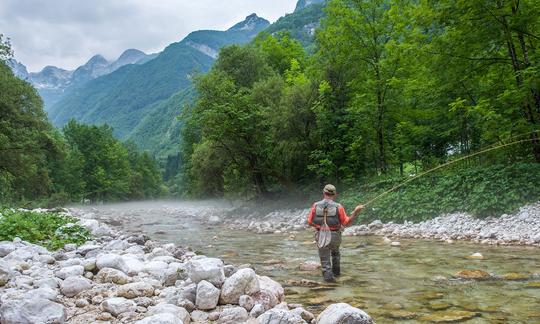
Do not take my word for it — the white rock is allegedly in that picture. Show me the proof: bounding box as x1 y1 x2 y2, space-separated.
144 260 169 275
258 308 306 324
95 268 130 284
187 257 225 286
0 260 13 286
0 242 16 257
148 303 190 323
55 265 84 280
219 268 260 305
96 254 126 272
135 313 183 324
239 295 254 311
117 282 155 299
60 276 92 297
101 297 137 317
217 306 248 324
250 304 265 318
0 298 66 324
23 287 58 301
252 276 284 310
196 280 220 310
316 303 373 324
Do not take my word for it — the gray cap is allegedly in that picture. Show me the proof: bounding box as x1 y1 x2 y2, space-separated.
323 184 337 195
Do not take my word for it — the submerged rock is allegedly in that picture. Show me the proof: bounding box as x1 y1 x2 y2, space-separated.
419 310 479 322
453 269 490 280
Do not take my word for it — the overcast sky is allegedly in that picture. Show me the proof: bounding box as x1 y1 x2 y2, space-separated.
0 0 296 72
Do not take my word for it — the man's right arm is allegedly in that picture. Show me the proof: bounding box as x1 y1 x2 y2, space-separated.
307 204 316 226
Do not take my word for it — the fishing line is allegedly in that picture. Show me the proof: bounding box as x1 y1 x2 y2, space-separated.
363 137 537 207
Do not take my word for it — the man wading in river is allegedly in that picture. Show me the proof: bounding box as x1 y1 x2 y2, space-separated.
307 184 364 282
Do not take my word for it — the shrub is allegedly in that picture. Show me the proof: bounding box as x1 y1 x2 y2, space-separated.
341 162 540 223
0 209 91 250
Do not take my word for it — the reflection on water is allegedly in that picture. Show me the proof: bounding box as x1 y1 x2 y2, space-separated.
79 202 540 323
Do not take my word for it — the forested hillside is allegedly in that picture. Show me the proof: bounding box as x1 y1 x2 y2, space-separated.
48 14 270 142
0 35 163 206
180 0 540 218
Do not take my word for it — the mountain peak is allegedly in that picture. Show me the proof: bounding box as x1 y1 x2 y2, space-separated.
294 0 325 12
228 13 270 31
85 54 109 68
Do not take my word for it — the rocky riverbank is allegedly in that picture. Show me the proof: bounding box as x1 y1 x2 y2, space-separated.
0 209 373 324
222 202 540 246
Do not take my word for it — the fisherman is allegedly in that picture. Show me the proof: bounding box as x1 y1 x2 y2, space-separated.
307 184 364 282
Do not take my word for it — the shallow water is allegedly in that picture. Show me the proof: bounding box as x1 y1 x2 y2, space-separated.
79 202 540 323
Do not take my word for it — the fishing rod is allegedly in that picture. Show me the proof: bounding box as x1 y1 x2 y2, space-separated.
362 137 537 207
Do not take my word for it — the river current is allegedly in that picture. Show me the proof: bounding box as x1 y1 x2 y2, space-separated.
74 201 540 323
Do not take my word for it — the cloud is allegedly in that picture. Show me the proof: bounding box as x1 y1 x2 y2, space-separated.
0 0 296 72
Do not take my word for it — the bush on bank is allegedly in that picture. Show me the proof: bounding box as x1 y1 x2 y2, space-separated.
341 162 540 223
0 209 90 250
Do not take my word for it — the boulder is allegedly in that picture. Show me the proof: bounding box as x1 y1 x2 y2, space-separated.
95 268 130 284
239 295 254 311
0 260 13 286
54 265 84 280
23 287 59 301
117 282 155 299
219 268 260 305
60 276 92 297
257 308 306 324
252 276 284 310
0 298 66 324
148 303 190 323
290 307 315 322
217 306 249 324
122 256 144 276
0 242 16 257
101 297 137 317
316 303 373 324
250 304 265 318
96 254 126 272
196 280 220 310
144 260 169 276
187 257 225 286
135 313 184 324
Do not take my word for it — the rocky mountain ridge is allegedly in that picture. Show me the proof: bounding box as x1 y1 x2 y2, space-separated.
7 49 155 109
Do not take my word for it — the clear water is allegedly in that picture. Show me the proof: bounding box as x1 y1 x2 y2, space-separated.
79 202 540 323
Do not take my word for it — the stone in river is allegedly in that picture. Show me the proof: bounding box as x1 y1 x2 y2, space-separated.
390 241 401 247
316 303 373 324
419 310 479 322
467 252 484 260
386 310 418 320
502 272 529 281
429 301 452 311
299 261 320 271
526 281 540 288
453 269 490 280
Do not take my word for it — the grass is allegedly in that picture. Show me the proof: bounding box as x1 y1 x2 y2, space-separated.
0 208 91 250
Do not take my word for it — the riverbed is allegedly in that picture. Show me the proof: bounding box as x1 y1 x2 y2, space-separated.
73 201 540 323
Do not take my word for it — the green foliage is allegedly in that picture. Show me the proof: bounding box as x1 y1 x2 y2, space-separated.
341 163 540 222
0 209 90 250
180 0 540 221
62 121 163 202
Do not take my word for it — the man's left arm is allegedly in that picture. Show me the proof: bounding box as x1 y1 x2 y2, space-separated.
339 204 364 227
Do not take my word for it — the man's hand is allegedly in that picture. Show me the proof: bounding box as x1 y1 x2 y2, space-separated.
353 204 365 214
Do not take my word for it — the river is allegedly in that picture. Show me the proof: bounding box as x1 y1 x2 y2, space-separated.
73 201 540 323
